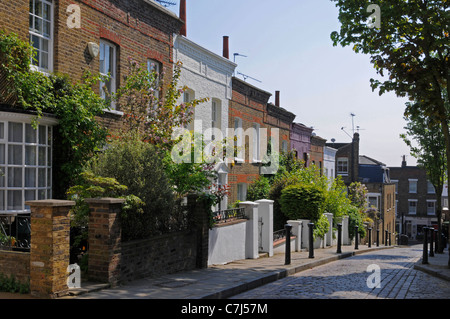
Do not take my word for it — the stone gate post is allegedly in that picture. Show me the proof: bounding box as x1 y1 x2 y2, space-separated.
27 200 75 298
86 198 125 286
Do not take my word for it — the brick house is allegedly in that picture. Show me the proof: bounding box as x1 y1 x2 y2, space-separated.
310 134 327 175
228 81 295 204
0 0 183 208
390 156 440 240
264 91 296 156
290 122 313 166
359 155 396 244
228 77 271 204
326 132 360 186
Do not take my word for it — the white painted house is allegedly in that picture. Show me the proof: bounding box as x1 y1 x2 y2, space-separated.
173 34 237 210
324 146 337 183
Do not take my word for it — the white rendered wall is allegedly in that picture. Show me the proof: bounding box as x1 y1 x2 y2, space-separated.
173 35 236 137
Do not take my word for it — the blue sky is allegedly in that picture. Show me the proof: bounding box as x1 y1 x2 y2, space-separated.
167 0 417 167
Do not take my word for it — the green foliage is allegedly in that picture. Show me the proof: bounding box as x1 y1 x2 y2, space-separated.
0 273 29 294
198 192 218 229
347 206 367 240
113 59 209 152
163 151 216 200
67 171 129 247
330 0 450 216
323 176 353 223
89 135 182 239
247 176 271 202
347 181 369 211
313 214 330 240
0 32 109 197
279 183 325 222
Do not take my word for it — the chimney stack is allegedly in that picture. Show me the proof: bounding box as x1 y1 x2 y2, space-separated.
402 155 407 168
275 91 280 107
179 0 186 37
223 36 229 59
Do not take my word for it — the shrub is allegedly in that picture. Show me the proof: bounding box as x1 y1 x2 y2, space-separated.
347 206 367 240
269 171 303 230
313 214 330 239
279 183 325 222
89 135 179 239
247 176 271 202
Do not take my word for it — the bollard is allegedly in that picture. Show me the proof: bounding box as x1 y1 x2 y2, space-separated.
285 224 292 265
354 225 359 250
308 223 314 259
376 229 380 247
434 229 438 254
429 227 434 257
368 228 372 248
422 227 429 264
337 223 342 253
385 230 388 246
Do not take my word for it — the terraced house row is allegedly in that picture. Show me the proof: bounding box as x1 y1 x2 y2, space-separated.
0 0 326 211
4 0 445 242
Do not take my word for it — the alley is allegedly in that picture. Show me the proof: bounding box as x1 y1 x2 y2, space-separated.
232 245 450 299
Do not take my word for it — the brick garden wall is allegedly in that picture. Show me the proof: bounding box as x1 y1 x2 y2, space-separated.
0 251 30 284
120 231 197 282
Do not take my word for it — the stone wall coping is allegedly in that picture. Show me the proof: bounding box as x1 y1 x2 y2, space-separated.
25 200 75 207
85 197 126 204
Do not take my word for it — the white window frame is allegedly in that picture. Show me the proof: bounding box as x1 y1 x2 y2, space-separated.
337 157 349 176
99 40 117 110
426 200 436 216
237 183 247 202
147 59 161 101
391 179 398 194
252 123 261 163
211 99 221 141
29 0 54 73
408 199 418 215
427 181 436 194
0 113 56 214
367 193 380 209
282 140 288 153
409 179 418 194
234 117 243 163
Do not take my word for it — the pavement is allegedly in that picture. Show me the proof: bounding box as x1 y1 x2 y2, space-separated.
1 242 448 300
65 242 450 300
413 245 450 282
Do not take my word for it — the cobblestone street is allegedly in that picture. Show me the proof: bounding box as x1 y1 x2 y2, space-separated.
232 245 450 299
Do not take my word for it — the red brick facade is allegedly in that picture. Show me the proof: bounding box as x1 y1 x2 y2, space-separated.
1 0 182 131
228 78 295 204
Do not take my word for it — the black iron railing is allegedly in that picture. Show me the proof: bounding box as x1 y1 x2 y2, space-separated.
212 207 247 225
273 229 287 242
0 214 31 252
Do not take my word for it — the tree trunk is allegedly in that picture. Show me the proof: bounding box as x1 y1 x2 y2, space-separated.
440 119 450 253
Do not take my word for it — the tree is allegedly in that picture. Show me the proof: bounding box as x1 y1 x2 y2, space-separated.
112 58 208 153
330 0 450 203
400 103 447 252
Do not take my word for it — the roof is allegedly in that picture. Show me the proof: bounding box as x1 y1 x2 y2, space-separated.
359 155 386 166
143 0 183 22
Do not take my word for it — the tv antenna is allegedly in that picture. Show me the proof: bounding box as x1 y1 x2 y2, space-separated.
233 53 247 63
237 71 261 83
155 0 177 7
341 127 352 139
350 113 356 134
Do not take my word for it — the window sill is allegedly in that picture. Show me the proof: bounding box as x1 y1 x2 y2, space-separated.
234 157 244 164
103 109 124 117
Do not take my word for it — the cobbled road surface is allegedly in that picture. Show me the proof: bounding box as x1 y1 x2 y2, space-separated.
232 245 450 299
